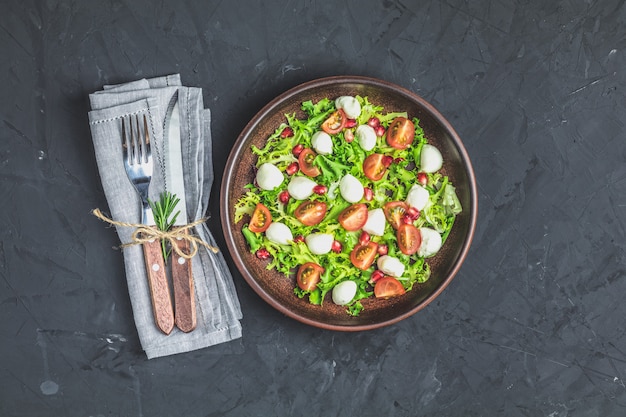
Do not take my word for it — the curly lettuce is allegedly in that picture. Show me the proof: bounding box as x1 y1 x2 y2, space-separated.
233 96 462 316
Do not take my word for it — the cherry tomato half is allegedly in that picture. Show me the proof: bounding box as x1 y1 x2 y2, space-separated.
350 241 379 270
397 223 421 255
386 117 415 150
338 203 368 231
383 201 409 230
298 148 321 177
248 203 272 233
374 276 406 298
297 262 324 291
363 153 389 182
321 109 347 134
294 200 327 226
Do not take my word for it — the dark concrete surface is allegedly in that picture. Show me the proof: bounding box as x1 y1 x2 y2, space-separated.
2 1 626 416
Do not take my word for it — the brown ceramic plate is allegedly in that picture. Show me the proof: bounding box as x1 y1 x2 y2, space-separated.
220 76 477 331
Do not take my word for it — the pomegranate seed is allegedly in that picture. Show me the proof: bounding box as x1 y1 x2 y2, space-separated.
331 240 342 253
375 125 386 137
367 117 380 128
345 119 357 128
344 129 354 143
369 270 385 284
363 187 373 201
313 185 327 195
406 206 420 220
256 248 270 259
394 157 405 164
293 235 305 243
382 155 394 167
281 126 294 138
417 172 428 186
286 162 299 175
279 190 290 204
359 231 371 245
377 244 388 256
292 144 304 158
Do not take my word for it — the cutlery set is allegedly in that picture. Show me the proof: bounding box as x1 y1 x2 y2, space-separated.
122 114 196 334
89 74 242 358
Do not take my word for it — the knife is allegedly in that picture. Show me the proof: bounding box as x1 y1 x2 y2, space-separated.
165 98 197 333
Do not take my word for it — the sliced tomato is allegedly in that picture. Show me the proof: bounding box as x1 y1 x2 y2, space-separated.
294 200 327 226
383 201 409 230
321 109 347 134
298 148 321 177
297 262 324 291
397 223 421 255
338 203 368 231
386 117 415 150
350 241 379 270
363 153 388 181
248 203 272 233
374 276 406 298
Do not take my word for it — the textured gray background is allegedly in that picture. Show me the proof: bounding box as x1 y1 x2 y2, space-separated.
2 0 626 416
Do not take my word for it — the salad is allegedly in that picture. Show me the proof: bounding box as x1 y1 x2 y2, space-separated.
234 95 462 316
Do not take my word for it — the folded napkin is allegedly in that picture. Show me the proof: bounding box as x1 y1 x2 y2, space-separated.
88 74 242 359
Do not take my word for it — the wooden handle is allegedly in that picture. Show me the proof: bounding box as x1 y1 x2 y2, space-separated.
171 229 197 333
142 236 175 335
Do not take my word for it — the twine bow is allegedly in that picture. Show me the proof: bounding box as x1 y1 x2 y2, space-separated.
92 208 218 258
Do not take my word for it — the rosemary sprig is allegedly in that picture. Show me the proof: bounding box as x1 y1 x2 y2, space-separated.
148 191 181 263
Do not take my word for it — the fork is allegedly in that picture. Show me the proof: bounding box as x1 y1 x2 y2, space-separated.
123 114 175 335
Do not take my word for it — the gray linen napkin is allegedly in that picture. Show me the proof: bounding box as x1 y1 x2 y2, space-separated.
88 74 242 359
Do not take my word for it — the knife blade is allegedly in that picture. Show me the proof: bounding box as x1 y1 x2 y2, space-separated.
164 98 197 333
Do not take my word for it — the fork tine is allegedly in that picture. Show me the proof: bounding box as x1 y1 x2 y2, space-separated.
133 115 140 164
124 116 134 165
122 117 128 163
134 115 142 165
142 114 151 162
128 116 136 165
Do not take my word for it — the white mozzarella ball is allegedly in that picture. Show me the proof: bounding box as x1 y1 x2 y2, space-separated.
305 233 334 255
355 125 377 151
332 280 357 306
362 208 386 236
335 96 361 119
311 131 333 155
265 222 293 245
287 176 317 200
377 255 405 278
406 184 430 210
417 227 442 257
339 174 364 203
256 163 284 190
420 144 443 173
